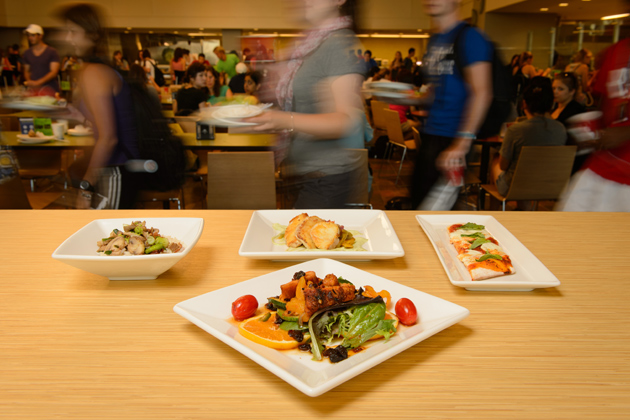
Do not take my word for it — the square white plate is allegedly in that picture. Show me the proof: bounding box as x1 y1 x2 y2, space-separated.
174 258 469 397
416 214 561 291
52 218 204 280
238 210 404 260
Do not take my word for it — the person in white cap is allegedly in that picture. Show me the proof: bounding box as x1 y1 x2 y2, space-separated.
22 24 61 94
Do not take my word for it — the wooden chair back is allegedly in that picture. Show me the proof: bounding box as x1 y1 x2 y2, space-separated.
207 151 276 209
174 117 196 133
371 100 389 131
383 109 406 147
505 145 577 201
411 126 422 150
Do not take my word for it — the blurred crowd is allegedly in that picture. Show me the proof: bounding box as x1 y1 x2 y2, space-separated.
2 0 629 212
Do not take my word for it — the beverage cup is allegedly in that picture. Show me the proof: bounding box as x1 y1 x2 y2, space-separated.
447 165 465 187
566 111 603 142
56 119 69 133
51 123 65 140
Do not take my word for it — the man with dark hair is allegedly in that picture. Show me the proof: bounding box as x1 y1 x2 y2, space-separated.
197 53 210 67
22 24 60 94
411 0 493 209
363 50 378 73
403 48 416 70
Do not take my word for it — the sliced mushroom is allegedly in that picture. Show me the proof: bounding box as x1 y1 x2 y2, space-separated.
127 236 145 255
123 224 134 232
104 236 126 253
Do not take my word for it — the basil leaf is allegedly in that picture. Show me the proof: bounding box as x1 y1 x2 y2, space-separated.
104 250 112 255
470 238 490 249
461 232 485 239
459 222 485 230
476 254 503 262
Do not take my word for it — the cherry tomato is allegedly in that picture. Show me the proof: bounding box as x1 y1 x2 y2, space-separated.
231 295 258 321
395 298 418 326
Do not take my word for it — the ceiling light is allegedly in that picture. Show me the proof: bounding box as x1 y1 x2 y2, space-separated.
602 13 630 20
148 31 153 34
559 3 568 6
540 7 549 11
199 28 204 30
174 31 178 34
127 27 132 30
401 34 430 38
124 31 129 34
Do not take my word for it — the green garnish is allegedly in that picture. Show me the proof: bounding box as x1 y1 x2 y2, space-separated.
338 276 353 285
470 238 490 249
259 313 271 322
476 254 503 262
104 250 112 255
459 223 485 230
134 226 143 235
461 232 485 239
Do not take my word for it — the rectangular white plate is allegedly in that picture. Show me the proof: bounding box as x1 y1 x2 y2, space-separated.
238 210 404 260
174 258 469 397
416 214 561 291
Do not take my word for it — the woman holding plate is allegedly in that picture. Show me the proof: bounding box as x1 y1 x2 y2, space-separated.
247 0 366 209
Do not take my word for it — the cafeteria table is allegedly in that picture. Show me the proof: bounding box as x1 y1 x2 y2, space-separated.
1 131 276 151
1 210 628 419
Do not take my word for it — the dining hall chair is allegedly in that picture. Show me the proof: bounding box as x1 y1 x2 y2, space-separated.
370 100 389 144
478 145 577 211
206 151 276 209
14 149 66 192
383 109 416 185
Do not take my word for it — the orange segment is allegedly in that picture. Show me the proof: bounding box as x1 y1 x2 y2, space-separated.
238 313 305 350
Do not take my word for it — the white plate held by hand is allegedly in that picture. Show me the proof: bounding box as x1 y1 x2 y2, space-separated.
174 258 470 397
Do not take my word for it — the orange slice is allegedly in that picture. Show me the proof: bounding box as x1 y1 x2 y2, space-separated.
238 313 306 350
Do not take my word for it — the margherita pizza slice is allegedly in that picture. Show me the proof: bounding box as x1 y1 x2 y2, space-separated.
448 222 515 281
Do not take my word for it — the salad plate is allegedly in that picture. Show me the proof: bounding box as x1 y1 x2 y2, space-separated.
416 214 561 291
238 210 404 260
67 128 93 136
365 81 414 91
173 258 470 397
52 218 204 280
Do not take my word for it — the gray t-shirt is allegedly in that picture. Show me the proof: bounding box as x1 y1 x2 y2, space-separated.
497 116 567 195
286 29 365 176
22 46 60 92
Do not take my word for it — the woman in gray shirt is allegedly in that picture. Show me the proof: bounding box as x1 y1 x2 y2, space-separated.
249 0 366 208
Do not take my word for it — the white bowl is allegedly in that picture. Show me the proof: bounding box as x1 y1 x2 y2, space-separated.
52 218 204 280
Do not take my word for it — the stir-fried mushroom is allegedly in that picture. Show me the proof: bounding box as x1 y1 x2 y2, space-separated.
105 236 126 255
127 236 145 255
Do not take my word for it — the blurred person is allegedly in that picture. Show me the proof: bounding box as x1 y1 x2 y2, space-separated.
247 0 366 209
112 50 129 72
58 3 143 209
242 48 252 62
22 23 60 94
557 16 630 211
61 55 79 71
551 72 588 174
242 71 263 104
390 50 403 80
128 63 161 100
134 49 143 64
491 77 567 198
565 49 593 105
227 62 249 97
182 49 192 67
8 44 22 85
363 50 378 73
170 48 186 84
197 53 210 66
411 0 493 209
389 68 421 135
357 49 363 61
1 49 13 87
213 46 239 78
175 62 208 116
204 66 229 105
403 47 416 70
141 49 157 80
518 51 545 79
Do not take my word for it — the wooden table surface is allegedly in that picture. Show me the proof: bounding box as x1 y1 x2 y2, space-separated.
1 210 628 419
1 131 276 151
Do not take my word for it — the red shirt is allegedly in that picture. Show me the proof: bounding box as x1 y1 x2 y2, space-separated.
585 38 630 185
389 104 409 123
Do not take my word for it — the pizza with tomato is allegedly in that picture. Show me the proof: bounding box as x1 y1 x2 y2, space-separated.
447 222 515 281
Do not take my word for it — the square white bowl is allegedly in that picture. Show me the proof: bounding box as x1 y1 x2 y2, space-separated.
52 218 204 280
238 210 405 260
174 258 469 397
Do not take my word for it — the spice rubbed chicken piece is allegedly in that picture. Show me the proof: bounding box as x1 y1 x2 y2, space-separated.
303 274 356 318
285 213 309 248
296 216 324 249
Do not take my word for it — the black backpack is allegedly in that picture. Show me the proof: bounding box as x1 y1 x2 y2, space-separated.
148 60 166 87
126 81 186 191
452 24 512 139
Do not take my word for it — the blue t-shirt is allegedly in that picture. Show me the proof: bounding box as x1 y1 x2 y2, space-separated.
422 22 492 138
